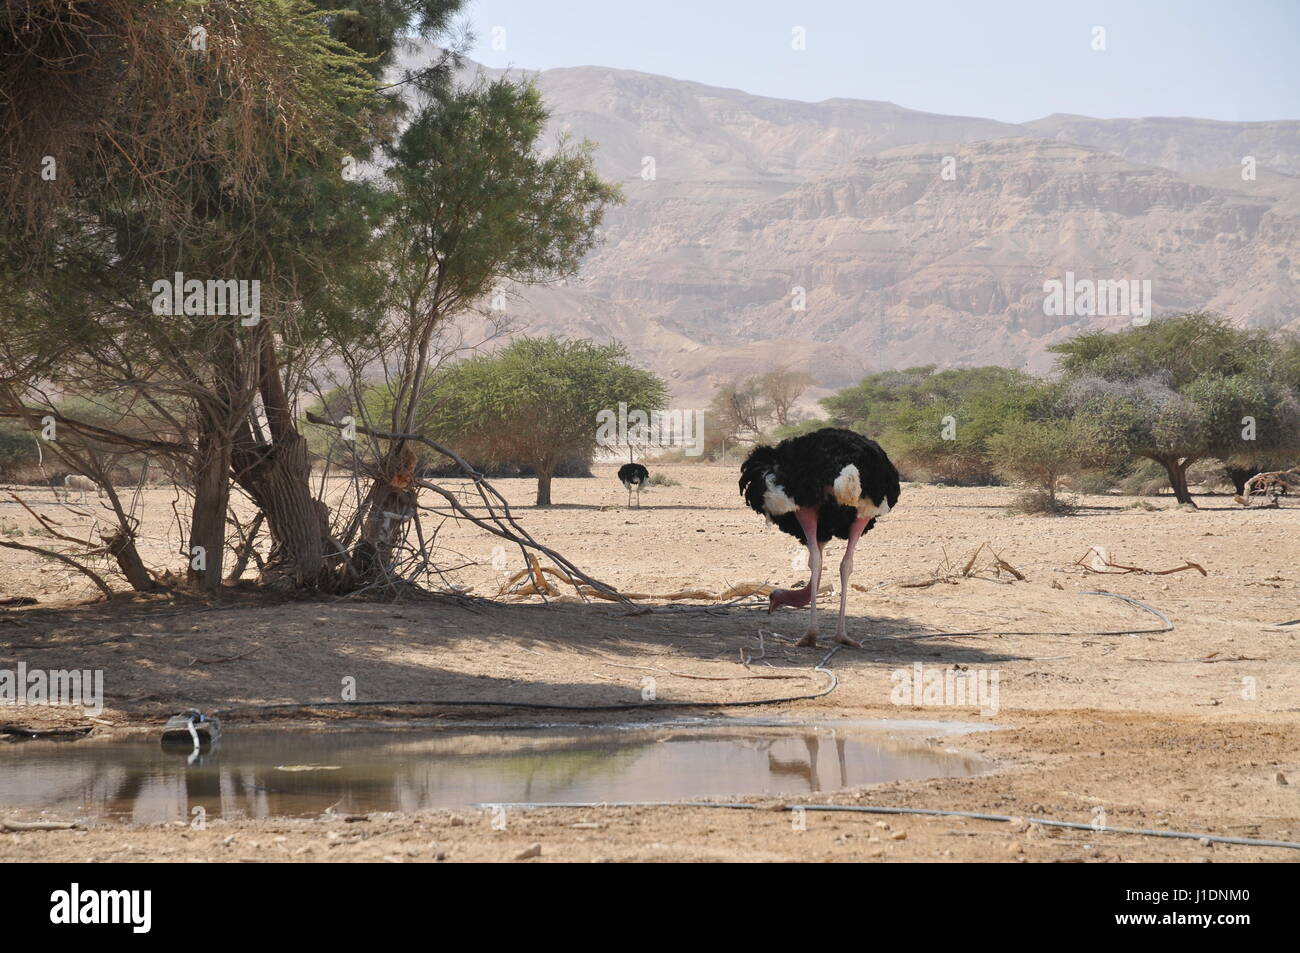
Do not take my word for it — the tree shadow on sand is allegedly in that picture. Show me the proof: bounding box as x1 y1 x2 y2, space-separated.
0 590 1042 722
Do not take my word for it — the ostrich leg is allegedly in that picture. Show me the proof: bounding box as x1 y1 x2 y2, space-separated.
794 507 822 647
626 485 632 508
833 516 870 648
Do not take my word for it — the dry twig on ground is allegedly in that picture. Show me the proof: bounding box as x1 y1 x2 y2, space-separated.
1073 547 1207 577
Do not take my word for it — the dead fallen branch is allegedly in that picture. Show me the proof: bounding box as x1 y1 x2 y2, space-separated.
1123 653 1266 664
187 650 259 667
718 582 775 600
4 633 132 651
522 580 788 604
874 542 1026 590
1074 548 1207 576
496 566 782 606
0 819 78 832
880 576 956 590
0 725 93 740
1234 466 1299 506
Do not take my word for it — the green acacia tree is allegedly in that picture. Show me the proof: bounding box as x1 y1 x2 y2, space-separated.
420 338 668 505
0 0 467 593
1054 313 1300 506
822 366 1043 484
0 0 386 591
339 78 622 574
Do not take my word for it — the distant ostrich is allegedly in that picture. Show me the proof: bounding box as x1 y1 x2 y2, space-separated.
740 428 900 648
618 462 649 508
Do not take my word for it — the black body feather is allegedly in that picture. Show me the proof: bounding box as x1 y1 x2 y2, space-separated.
739 428 900 543
618 463 649 487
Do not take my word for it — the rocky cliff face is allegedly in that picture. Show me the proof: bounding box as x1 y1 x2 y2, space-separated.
1025 114 1300 176
399 49 1300 405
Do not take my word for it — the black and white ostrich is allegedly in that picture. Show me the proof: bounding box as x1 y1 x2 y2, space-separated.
618 462 650 508
740 428 900 648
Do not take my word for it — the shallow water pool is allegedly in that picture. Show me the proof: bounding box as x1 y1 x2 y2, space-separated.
0 721 992 824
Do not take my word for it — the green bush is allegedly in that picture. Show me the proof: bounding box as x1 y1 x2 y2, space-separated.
1007 486 1079 516
0 420 40 479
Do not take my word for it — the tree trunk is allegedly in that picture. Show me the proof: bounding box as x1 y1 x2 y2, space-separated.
229 336 333 589
98 484 156 592
104 531 155 592
233 431 330 588
535 469 553 506
1159 457 1197 507
225 511 265 583
346 438 419 586
356 481 416 577
188 425 230 593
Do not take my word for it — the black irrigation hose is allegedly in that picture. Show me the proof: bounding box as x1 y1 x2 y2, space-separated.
213 647 843 718
479 801 1300 851
901 590 1174 640
213 591 1170 719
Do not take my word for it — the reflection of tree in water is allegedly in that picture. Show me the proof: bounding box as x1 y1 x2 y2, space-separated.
7 727 958 819
0 742 266 822
5 734 665 819
0 755 129 814
193 733 666 815
393 736 660 808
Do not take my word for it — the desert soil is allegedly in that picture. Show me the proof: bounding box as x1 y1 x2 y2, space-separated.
0 465 1297 862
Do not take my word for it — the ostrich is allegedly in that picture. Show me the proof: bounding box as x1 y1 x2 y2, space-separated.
618 462 649 508
740 428 900 648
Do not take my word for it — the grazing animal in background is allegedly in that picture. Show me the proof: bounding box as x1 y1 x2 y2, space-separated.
740 428 900 648
62 473 100 503
618 462 650 509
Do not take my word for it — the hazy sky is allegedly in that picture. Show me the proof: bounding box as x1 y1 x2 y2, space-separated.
460 0 1299 123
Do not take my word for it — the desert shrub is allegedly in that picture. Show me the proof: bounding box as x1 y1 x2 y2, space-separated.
988 417 1097 511
1007 486 1079 516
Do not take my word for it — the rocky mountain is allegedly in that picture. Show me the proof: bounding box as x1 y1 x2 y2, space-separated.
396 47 1300 405
1025 114 1300 176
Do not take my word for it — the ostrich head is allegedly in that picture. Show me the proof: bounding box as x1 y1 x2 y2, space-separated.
768 584 812 612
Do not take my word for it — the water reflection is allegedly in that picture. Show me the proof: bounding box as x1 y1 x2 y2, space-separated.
0 725 990 823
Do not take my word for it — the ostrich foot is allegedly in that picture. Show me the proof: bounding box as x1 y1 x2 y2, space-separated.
795 630 819 647
832 632 862 648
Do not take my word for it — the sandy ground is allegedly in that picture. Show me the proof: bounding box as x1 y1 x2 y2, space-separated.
1 465 1297 862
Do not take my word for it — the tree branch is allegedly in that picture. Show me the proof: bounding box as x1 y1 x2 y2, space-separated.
305 412 634 607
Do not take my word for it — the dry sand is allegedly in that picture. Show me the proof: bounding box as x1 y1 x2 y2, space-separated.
0 465 1297 862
